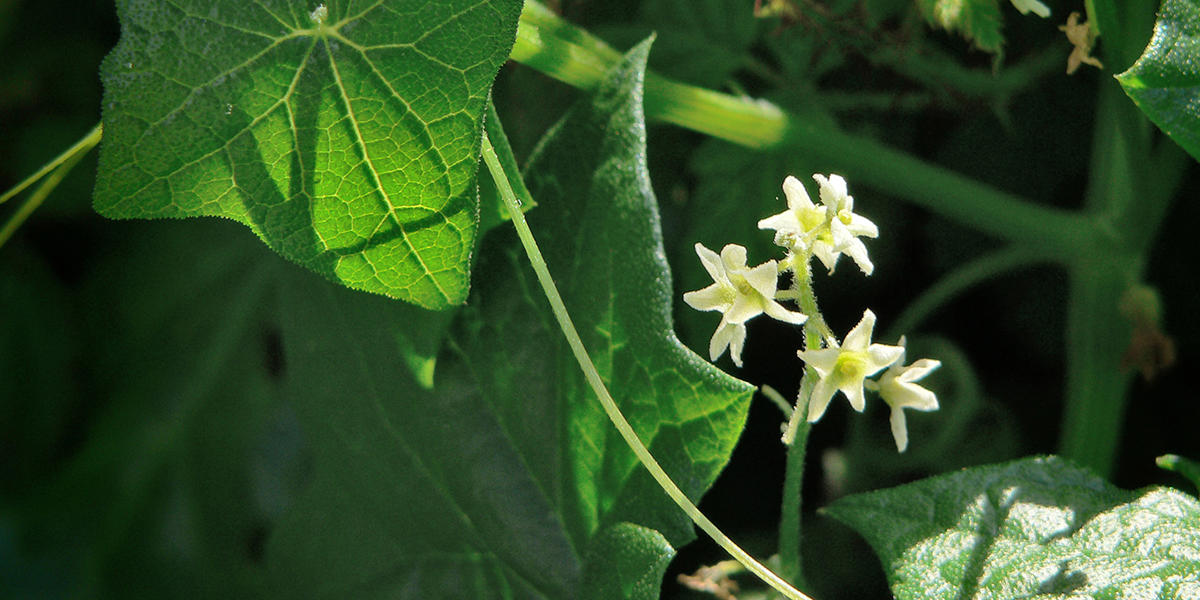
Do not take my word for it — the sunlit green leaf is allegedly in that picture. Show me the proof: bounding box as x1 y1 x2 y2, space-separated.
1118 0 1200 163
827 455 1200 600
268 39 753 598
94 0 521 309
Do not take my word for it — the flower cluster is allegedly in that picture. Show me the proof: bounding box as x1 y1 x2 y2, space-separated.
685 174 940 452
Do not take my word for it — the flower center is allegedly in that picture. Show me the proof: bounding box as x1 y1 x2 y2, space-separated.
729 273 755 296
833 351 869 383
797 207 825 232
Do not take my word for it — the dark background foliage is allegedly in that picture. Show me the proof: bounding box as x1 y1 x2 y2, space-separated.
2 1 1197 598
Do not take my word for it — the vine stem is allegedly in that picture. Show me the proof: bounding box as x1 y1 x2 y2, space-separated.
0 123 102 248
0 123 102 207
480 132 813 600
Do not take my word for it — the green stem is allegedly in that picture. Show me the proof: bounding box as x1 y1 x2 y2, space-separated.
510 6 1097 258
1059 263 1133 475
480 132 814 600
0 123 102 207
1057 77 1148 476
778 258 824 588
0 123 102 248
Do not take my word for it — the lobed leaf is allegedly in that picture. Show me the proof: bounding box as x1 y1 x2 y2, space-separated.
267 38 754 598
94 0 522 309
826 455 1200 600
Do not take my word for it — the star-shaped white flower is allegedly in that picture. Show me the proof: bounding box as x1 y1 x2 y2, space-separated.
867 337 941 452
684 243 807 366
758 174 878 275
1010 0 1050 18
798 309 903 422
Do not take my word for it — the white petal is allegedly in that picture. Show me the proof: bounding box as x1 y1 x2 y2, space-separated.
898 358 941 383
758 211 802 234
709 320 737 361
1010 0 1050 17
764 299 808 325
797 347 840 376
807 377 838 422
695 243 725 282
725 293 764 324
889 406 909 452
814 173 848 208
896 382 939 410
846 214 878 238
842 310 877 352
683 284 731 312
743 260 780 299
841 381 867 412
720 244 749 271
841 237 874 276
865 343 904 374
812 242 840 274
727 322 747 367
783 176 814 211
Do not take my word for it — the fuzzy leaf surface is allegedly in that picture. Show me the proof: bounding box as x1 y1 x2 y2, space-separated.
94 0 521 309
267 39 753 598
1118 0 1200 163
826 455 1200 600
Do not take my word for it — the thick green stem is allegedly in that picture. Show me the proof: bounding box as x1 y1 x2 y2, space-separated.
510 5 1097 257
1057 79 1148 476
1059 264 1134 475
480 132 814 600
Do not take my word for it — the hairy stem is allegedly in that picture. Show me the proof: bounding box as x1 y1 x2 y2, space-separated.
481 132 814 600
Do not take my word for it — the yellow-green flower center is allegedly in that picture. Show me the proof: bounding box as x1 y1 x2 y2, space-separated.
797 207 826 232
834 351 869 382
729 273 755 296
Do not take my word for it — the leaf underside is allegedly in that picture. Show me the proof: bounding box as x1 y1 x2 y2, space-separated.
826 455 1200 600
94 0 521 309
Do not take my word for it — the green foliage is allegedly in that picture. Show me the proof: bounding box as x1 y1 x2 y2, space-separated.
2 220 287 599
1118 0 1200 163
93 0 521 309
582 523 674 600
916 0 1004 54
826 456 1200 599
265 40 752 599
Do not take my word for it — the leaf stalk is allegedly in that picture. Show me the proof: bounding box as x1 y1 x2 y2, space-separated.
481 131 814 600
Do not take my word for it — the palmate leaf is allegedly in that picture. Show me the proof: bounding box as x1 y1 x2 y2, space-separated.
94 0 521 310
826 456 1200 600
268 40 753 598
1118 0 1200 163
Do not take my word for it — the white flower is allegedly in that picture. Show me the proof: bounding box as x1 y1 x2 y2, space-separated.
867 337 941 452
758 174 878 275
798 309 903 422
1010 0 1050 18
684 243 807 366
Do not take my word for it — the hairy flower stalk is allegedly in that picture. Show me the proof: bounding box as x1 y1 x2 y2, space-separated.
686 173 940 449
685 172 942 592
